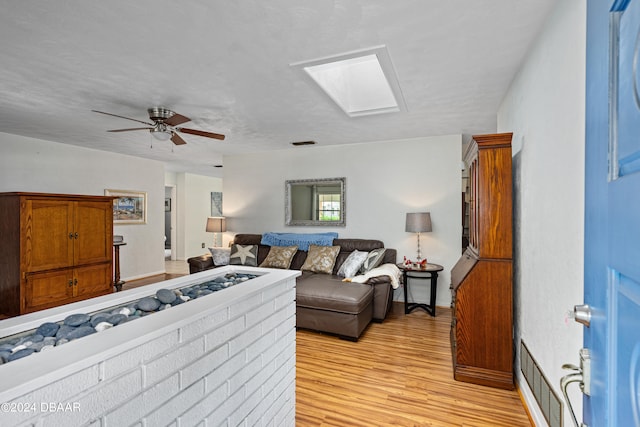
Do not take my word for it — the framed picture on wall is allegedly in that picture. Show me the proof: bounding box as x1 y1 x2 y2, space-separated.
211 191 222 216
105 189 147 224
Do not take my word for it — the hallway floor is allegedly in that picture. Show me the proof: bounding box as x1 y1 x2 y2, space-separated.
121 260 189 291
164 260 189 275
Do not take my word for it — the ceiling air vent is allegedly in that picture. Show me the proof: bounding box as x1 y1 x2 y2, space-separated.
291 141 316 146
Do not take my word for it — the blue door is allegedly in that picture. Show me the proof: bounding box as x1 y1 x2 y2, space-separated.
585 0 640 425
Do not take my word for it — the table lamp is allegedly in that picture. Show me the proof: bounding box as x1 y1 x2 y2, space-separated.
405 212 432 261
206 216 226 247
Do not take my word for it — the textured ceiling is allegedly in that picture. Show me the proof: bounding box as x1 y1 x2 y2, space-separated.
0 1 555 177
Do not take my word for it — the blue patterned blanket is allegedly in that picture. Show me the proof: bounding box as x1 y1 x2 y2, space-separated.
261 232 338 251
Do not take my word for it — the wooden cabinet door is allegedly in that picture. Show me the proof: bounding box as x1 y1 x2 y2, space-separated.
23 199 74 272
74 201 113 266
25 269 74 313
23 199 112 270
476 146 512 259
74 263 112 299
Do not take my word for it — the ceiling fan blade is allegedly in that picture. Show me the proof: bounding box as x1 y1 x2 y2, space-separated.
177 127 226 140
92 110 154 126
107 127 153 132
164 113 191 126
171 132 187 145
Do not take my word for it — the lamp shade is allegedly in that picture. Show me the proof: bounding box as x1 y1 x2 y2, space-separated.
405 212 432 233
206 216 226 233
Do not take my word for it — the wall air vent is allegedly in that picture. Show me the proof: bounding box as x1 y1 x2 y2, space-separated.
520 340 563 427
291 141 316 146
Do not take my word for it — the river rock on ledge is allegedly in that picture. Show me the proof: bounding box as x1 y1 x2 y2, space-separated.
90 313 111 327
0 273 259 365
35 322 59 337
8 348 36 362
63 313 91 327
107 313 128 325
156 289 177 304
137 297 161 312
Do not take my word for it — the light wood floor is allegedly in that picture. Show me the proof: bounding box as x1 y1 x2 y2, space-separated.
164 260 189 275
121 260 189 291
296 303 531 426
127 266 531 426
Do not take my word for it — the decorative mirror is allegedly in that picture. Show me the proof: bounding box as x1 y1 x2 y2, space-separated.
285 177 346 226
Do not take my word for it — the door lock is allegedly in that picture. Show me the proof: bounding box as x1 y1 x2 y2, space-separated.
573 304 592 327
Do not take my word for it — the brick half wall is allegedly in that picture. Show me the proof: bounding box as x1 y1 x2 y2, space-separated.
0 267 299 427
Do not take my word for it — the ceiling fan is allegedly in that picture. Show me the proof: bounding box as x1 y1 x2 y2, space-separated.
92 107 225 145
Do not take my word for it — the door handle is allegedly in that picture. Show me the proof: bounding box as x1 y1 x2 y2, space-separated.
560 348 591 427
561 369 584 427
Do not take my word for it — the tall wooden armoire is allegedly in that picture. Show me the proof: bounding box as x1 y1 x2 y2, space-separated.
0 192 114 317
450 133 514 389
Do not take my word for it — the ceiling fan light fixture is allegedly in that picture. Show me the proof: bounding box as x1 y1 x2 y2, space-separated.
151 128 172 141
92 108 225 144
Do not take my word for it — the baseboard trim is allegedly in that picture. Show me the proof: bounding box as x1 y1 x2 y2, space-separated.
123 270 166 282
516 371 548 426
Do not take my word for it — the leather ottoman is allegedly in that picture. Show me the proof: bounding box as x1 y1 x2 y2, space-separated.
296 273 374 341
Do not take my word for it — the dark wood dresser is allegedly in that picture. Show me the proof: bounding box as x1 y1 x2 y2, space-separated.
450 133 514 389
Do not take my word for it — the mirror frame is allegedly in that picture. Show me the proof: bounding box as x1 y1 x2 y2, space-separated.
285 177 346 226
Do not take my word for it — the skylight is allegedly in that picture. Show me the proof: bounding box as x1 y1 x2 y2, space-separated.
292 46 406 117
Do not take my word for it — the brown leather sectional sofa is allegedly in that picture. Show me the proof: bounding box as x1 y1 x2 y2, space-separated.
187 234 397 340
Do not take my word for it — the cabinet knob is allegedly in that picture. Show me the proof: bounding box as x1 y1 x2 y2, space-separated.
68 279 73 287
69 233 74 239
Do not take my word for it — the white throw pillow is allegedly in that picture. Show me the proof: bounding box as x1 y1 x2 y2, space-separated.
209 247 231 266
337 250 369 278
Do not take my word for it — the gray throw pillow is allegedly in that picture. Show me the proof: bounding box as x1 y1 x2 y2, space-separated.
337 250 369 278
229 244 258 266
359 248 387 273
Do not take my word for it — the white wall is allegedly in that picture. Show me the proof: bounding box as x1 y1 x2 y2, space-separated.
168 172 223 260
223 135 461 306
0 133 165 281
498 0 586 424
